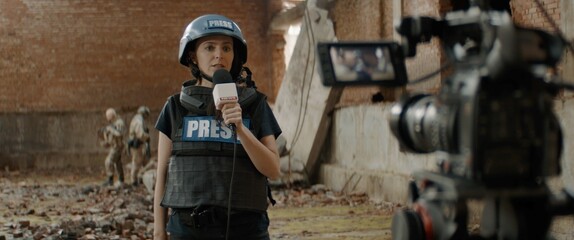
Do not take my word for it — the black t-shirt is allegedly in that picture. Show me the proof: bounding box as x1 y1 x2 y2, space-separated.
155 89 282 141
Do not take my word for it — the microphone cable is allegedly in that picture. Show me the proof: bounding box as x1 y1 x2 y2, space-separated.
225 124 237 240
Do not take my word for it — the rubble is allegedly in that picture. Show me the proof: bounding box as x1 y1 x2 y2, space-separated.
0 170 154 240
0 170 390 240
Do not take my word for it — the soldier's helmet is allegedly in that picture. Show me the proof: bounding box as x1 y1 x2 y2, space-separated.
178 14 247 81
105 108 117 121
137 106 150 117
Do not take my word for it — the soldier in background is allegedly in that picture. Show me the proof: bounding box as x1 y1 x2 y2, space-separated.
98 108 126 187
127 106 151 187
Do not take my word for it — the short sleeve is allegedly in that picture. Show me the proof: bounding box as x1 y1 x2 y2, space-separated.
251 95 282 140
155 98 174 139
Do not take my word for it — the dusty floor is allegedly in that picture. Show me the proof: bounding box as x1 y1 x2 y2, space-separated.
0 169 396 240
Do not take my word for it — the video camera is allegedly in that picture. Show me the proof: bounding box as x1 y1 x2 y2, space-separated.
317 0 574 239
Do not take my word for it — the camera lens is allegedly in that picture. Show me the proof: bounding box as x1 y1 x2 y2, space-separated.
389 94 456 153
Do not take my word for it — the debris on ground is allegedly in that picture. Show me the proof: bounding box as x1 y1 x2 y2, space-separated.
0 170 397 240
1 172 154 239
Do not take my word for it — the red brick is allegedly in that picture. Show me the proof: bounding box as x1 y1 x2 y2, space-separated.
0 0 283 113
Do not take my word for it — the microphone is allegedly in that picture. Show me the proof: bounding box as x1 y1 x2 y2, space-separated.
213 69 238 110
212 69 238 131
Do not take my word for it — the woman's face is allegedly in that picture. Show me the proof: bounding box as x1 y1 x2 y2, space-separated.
192 35 234 78
341 50 358 67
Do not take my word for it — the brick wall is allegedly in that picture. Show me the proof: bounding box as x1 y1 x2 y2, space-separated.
0 0 283 170
0 0 282 113
511 0 561 29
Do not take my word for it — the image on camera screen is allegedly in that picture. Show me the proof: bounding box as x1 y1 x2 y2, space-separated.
330 45 396 83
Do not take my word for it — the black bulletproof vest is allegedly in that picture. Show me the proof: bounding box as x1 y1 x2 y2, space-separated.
160 85 269 212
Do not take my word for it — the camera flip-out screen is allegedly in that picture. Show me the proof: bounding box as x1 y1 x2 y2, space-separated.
317 42 407 87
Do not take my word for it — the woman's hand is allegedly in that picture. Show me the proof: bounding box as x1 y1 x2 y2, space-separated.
220 101 243 128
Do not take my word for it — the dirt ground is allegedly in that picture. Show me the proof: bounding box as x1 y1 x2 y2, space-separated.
0 169 397 240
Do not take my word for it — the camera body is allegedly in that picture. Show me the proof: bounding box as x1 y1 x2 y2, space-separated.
389 7 564 188
318 2 573 239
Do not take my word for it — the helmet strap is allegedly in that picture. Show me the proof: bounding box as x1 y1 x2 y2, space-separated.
199 71 213 83
241 67 256 89
188 62 214 83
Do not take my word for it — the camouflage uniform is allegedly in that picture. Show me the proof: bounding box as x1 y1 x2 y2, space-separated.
128 106 150 186
100 108 126 186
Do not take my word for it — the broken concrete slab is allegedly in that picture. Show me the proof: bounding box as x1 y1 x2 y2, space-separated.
273 0 342 182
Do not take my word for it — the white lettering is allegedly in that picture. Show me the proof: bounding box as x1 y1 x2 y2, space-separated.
208 20 232 30
183 117 242 142
210 120 220 138
186 120 198 138
198 120 210 137
220 124 232 139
